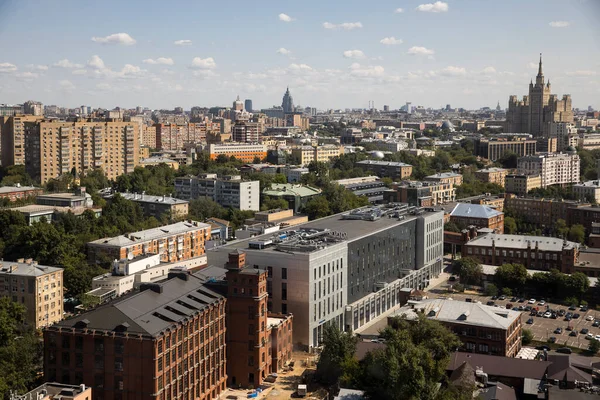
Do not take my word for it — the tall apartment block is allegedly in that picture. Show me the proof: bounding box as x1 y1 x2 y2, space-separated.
0 259 64 329
87 220 211 265
232 120 262 143
174 174 260 211
517 152 580 188
206 204 444 349
44 271 227 400
1 117 140 183
155 123 211 151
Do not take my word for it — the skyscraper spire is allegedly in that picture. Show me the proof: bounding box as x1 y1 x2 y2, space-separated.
538 53 543 76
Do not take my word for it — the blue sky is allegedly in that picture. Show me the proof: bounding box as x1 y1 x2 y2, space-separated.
0 0 599 110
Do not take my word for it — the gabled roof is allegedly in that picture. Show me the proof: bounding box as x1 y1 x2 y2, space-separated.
450 203 502 219
546 354 592 383
447 352 551 380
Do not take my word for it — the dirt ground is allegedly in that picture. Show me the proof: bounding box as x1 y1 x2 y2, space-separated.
222 351 324 400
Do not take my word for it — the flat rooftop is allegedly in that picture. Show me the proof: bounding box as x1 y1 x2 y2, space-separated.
466 233 578 251
37 192 88 200
116 192 188 205
356 160 412 167
89 220 210 247
0 260 61 277
0 185 41 194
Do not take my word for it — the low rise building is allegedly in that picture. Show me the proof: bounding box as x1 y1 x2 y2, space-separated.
10 383 92 400
385 181 456 206
0 185 44 202
449 203 504 233
108 192 189 221
573 180 600 204
504 174 542 195
504 196 589 227
87 220 210 265
463 233 579 273
517 152 580 188
9 204 102 225
333 176 388 204
0 259 63 329
285 167 309 183
138 156 179 170
588 222 600 249
36 187 93 208
235 209 308 239
475 168 509 187
174 174 260 211
425 172 463 186
208 143 267 163
355 160 413 181
470 195 505 212
44 271 227 400
290 144 342 166
393 298 522 357
261 183 322 213
475 136 537 161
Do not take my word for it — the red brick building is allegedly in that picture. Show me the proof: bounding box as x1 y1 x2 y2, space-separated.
43 271 227 400
449 203 504 234
0 185 44 202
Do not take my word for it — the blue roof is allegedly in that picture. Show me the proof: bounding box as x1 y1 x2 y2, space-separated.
450 203 502 219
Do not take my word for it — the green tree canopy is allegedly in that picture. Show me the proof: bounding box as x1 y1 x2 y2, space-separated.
452 257 483 286
316 324 358 386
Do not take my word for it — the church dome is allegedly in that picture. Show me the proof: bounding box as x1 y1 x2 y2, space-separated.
441 120 455 131
566 145 576 152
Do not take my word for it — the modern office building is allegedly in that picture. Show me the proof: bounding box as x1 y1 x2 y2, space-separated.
208 143 267 163
207 204 444 349
475 168 509 187
174 174 260 211
517 152 580 188
108 192 189 221
44 271 227 400
244 99 253 113
474 137 537 161
449 203 505 233
355 160 413 181
0 259 63 329
392 298 522 357
87 220 211 265
463 233 579 273
504 174 542 195
506 55 574 136
385 181 456 206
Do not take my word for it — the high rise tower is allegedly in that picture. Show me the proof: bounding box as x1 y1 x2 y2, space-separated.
282 87 295 114
233 95 244 111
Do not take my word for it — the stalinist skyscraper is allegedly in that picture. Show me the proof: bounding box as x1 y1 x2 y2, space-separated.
281 87 295 114
506 54 573 136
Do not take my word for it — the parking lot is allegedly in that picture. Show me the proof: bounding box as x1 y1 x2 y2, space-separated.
428 290 600 350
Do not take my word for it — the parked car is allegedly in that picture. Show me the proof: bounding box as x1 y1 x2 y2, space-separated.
518 306 525 311
593 321 600 327
587 332 595 339
549 337 557 343
557 347 572 354
581 328 589 334
499 295 507 301
537 311 545 317
566 312 573 319
491 296 498 300
527 318 534 324
525 306 533 311
581 306 589 312
570 331 578 337
586 315 594 321
487 301 495 306
544 312 552 318
539 300 546 306
569 305 577 310
528 299 536 304
510 297 518 302
518 298 526 303
554 327 563 334
558 309 566 316
573 313 581 319
595 335 600 341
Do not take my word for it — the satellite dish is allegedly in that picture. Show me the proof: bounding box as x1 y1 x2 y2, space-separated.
127 252 134 261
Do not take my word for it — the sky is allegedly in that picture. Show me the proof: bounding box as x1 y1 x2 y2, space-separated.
0 0 599 111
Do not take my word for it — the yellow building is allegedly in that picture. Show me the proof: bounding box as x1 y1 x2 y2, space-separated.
291 144 342 166
504 174 542 195
0 259 64 329
18 119 140 183
475 168 509 187
0 115 45 167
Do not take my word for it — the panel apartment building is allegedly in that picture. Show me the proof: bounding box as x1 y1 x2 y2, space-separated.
44 272 227 400
517 152 580 188
0 259 64 329
1 117 140 183
207 204 444 349
87 220 211 265
174 174 260 211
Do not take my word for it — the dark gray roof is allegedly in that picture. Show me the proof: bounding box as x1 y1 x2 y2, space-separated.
447 352 550 380
479 382 517 400
450 203 503 219
53 272 223 337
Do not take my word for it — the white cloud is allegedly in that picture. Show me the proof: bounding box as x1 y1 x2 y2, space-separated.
566 70 597 77
526 62 538 69
192 70 218 78
190 57 216 69
549 21 570 28
276 48 292 56
288 63 314 72
15 72 39 81
59 80 75 91
416 1 449 12
174 39 192 46
394 8 404 13
407 46 435 56
439 66 467 77
87 55 106 70
482 66 497 74
279 13 293 22
91 32 136 45
380 37 403 45
72 69 87 75
323 22 363 30
121 64 142 76
349 63 385 77
343 50 366 59
53 59 83 69
143 57 175 65
0 62 17 73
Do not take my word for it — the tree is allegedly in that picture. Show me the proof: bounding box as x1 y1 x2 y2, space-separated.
260 197 289 211
495 263 528 291
484 283 498 297
504 216 517 234
501 287 513 296
316 324 358 386
589 339 600 354
188 198 226 221
568 224 585 244
452 257 482 286
303 196 331 220
497 152 518 169
522 329 533 345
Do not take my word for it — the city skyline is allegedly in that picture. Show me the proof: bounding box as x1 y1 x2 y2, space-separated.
0 0 599 110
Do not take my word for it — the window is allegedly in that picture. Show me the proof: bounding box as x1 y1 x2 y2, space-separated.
267 267 273 278
282 303 287 314
281 283 287 301
248 324 254 335
282 268 287 280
